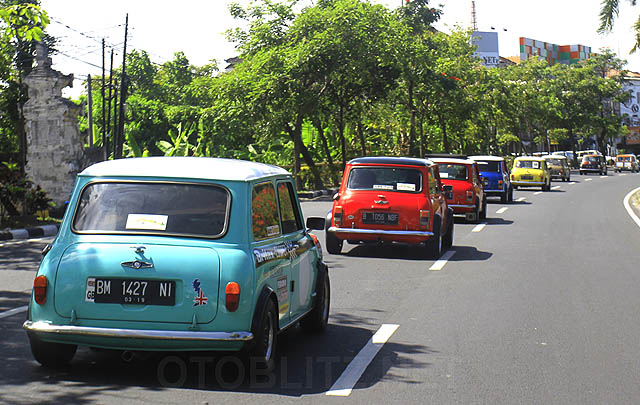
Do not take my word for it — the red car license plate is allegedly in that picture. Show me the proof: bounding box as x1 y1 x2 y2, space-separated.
362 212 399 225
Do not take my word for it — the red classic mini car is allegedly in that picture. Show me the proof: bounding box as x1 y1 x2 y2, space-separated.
325 157 454 258
430 157 487 223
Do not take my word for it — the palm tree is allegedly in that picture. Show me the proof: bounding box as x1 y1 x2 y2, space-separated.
598 0 640 52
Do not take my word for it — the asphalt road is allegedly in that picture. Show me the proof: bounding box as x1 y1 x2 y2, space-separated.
1 172 640 404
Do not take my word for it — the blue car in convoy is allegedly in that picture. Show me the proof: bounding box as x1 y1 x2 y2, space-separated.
469 155 513 203
24 157 329 370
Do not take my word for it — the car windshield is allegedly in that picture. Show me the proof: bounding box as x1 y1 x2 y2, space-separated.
347 167 422 192
516 160 540 169
72 182 230 237
545 158 563 166
475 161 501 172
438 164 469 180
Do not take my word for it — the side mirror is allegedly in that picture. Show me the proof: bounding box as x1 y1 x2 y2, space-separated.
332 193 340 201
306 217 325 231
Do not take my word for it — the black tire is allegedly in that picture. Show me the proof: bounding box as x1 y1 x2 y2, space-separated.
442 213 454 250
325 220 343 255
543 179 550 191
470 201 480 224
28 334 77 369
508 187 513 202
500 191 507 203
248 300 278 371
425 221 442 259
580 171 584 175
300 273 330 334
480 197 487 220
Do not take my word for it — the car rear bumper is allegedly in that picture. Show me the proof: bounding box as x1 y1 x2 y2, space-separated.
448 204 475 213
328 227 433 237
24 321 253 344
512 181 545 186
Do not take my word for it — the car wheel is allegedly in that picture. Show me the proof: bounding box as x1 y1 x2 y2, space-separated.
508 187 514 202
442 214 454 250
300 273 330 334
325 220 343 255
249 300 278 370
580 171 584 175
28 334 77 369
480 197 487 220
425 221 442 259
500 192 507 203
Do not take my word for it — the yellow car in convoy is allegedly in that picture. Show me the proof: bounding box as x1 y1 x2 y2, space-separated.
510 156 552 191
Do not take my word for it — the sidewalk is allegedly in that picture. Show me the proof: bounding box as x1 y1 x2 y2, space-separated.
0 224 59 241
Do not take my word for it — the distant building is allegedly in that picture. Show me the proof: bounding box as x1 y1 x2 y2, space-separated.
519 37 591 66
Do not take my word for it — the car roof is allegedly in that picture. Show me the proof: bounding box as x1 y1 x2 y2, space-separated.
79 157 291 181
542 154 567 159
468 155 504 162
348 156 434 167
514 156 545 161
617 154 635 157
430 157 476 165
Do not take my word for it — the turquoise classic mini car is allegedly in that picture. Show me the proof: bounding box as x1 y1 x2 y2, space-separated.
24 157 329 370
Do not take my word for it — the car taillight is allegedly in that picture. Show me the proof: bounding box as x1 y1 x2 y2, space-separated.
419 210 430 229
334 206 343 226
466 191 473 202
225 282 241 312
498 180 503 186
34 275 47 305
309 233 323 260
510 174 514 180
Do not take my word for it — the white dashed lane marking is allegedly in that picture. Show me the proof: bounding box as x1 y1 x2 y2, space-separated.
568 182 576 185
326 324 400 397
552 186 560 190
534 191 543 195
496 207 508 214
0 305 28 320
516 197 526 202
585 178 593 182
429 250 456 271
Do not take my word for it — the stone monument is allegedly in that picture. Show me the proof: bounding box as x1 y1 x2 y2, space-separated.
23 42 97 213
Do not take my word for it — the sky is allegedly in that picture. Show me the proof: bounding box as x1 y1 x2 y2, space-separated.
39 0 640 98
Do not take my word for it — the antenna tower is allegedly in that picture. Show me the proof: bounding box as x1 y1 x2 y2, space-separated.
471 1 478 31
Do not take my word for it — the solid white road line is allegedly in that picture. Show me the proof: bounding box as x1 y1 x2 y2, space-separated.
0 305 28 320
534 191 543 195
623 186 640 229
516 197 526 202
429 250 456 271
496 207 508 214
585 178 593 182
552 186 561 190
326 324 400 397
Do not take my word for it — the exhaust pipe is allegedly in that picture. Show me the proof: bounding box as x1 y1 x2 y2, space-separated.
121 350 135 362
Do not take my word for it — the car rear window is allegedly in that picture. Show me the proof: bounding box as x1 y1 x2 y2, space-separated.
347 167 422 192
516 160 540 169
618 156 630 161
584 156 599 162
475 161 501 172
438 164 469 180
545 158 563 166
72 182 230 237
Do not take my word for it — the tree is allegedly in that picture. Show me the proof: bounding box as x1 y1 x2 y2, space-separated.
598 0 640 52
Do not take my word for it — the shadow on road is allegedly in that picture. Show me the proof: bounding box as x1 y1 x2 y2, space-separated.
0 312 432 402
448 245 492 262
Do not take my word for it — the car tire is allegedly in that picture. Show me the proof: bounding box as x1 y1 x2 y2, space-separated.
508 187 513 202
325 220 343 255
442 212 454 250
248 300 278 371
28 334 77 369
300 273 330 334
425 220 442 259
480 197 487 220
500 192 507 203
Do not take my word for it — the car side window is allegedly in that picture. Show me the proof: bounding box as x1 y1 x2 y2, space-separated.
252 182 281 241
277 181 303 234
428 167 438 195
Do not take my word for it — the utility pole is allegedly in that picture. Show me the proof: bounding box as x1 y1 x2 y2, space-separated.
87 75 93 147
471 1 478 31
101 39 106 159
106 49 114 160
115 13 128 159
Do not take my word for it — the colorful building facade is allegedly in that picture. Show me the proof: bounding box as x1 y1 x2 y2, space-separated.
519 37 591 66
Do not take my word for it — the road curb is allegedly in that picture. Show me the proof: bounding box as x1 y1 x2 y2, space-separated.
0 224 59 241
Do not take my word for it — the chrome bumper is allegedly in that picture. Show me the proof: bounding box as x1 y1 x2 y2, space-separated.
23 321 253 342
512 181 545 185
328 227 433 237
448 204 475 209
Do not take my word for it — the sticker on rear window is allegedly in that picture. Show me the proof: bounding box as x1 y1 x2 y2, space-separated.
125 214 168 231
373 184 394 190
267 225 280 236
440 172 449 178
397 183 416 191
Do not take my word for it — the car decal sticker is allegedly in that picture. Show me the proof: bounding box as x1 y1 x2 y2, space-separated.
192 279 208 306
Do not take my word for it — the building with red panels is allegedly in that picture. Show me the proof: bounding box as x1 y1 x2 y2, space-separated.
519 37 591 65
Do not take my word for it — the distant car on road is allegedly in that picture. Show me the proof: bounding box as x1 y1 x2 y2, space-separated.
24 157 329 370
580 154 608 175
542 155 571 182
325 156 454 258
510 156 552 191
431 157 487 223
469 155 513 203
615 154 638 173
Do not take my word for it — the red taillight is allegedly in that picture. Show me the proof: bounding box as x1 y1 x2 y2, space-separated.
419 209 430 229
511 174 514 180
466 191 474 201
34 275 47 305
498 180 503 186
334 206 343 226
225 282 241 312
